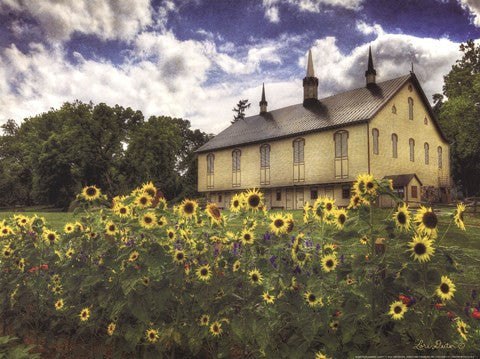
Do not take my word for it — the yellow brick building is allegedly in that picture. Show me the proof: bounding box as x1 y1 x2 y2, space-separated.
196 48 451 209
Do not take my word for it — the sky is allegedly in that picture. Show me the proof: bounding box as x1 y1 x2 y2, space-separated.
1 0 480 134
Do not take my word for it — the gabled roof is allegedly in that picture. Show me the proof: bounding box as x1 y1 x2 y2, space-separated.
196 73 448 153
383 174 423 187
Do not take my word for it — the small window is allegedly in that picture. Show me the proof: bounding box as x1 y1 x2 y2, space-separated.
424 117 428 125
394 186 404 199
408 97 414 120
342 185 351 199
409 138 415 162
411 186 418 199
293 138 305 164
424 142 429 165
310 189 318 200
372 128 379 155
276 191 282 201
392 133 398 158
438 146 443 169
392 105 397 114
218 194 222 203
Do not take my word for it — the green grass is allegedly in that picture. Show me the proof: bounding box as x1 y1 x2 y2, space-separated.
0 211 76 231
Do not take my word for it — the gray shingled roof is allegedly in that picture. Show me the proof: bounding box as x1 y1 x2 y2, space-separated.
383 174 423 187
196 73 446 153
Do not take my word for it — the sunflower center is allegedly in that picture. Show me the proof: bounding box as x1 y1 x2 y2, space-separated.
338 214 346 224
308 294 316 302
326 203 332 211
120 208 127 214
297 252 306 261
145 189 155 197
353 197 360 204
251 274 259 282
244 233 251 241
274 219 284 228
176 252 184 260
414 243 426 255
48 234 55 241
397 212 406 224
213 325 219 332
168 232 174 238
422 211 438 229
86 187 97 196
366 182 374 189
149 332 155 339
440 283 450 293
109 225 115 232
144 216 152 224
201 268 208 276
233 200 239 207
140 197 148 205
248 195 260 208
460 326 466 334
210 207 221 218
394 306 402 314
326 260 334 268
184 203 194 214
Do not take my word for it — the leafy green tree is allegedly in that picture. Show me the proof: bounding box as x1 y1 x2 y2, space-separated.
232 99 251 123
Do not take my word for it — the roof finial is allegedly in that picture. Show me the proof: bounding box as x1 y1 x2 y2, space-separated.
259 82 268 114
367 46 374 72
411 61 414 73
365 46 376 86
306 49 314 77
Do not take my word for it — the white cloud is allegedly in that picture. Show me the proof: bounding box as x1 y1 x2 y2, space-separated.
262 0 364 22
356 20 384 36
458 0 480 26
0 0 153 41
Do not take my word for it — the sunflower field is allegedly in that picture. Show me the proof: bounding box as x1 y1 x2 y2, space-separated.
0 175 479 358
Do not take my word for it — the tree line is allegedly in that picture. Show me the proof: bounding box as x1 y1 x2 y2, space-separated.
0 101 212 209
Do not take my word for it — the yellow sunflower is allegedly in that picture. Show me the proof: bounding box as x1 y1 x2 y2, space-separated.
16 258 25 272
315 352 331 359
329 320 339 331
209 321 223 336
107 322 116 336
0 225 12 237
393 204 411 231
105 221 118 236
205 203 222 225
65 248 74 259
347 194 364 209
389 300 407 320
14 215 30 228
81 185 101 201
244 188 264 211
240 228 255 245
54 299 64 311
157 216 167 227
173 250 186 264
454 203 466 231
304 290 323 307
179 199 198 218
302 202 311 223
414 206 438 237
230 193 243 213
248 268 263 285
354 173 377 196
139 212 157 229
408 235 435 263
232 260 241 272
334 208 347 229
456 319 468 341
196 264 212 282
114 204 131 218
145 328 159 343
166 227 176 241
269 213 289 236
129 251 139 262
262 291 275 304
436 276 456 301
199 314 210 326
64 223 75 234
243 217 257 230
135 193 152 208
141 181 157 198
321 254 338 273
2 245 12 258
42 229 59 245
79 307 90 321
359 236 369 245
142 276 150 286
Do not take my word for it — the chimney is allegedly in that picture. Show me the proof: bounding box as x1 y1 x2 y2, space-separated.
303 49 319 103
259 83 267 114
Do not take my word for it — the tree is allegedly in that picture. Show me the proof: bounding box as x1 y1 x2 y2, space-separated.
435 40 480 196
232 99 251 124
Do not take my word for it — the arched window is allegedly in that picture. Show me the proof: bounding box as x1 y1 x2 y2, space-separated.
232 149 241 187
207 153 214 189
424 142 429 165
408 97 414 120
293 138 305 182
409 138 415 162
392 105 397 114
372 128 379 155
391 134 398 158
424 117 428 125
438 146 443 169
334 130 348 179
260 144 270 185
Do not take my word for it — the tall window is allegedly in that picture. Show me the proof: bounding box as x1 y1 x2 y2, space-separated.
438 146 443 169
207 153 214 189
392 133 398 158
232 149 241 187
409 138 415 162
334 130 348 179
293 138 305 182
424 143 429 165
408 97 414 120
260 144 270 185
372 128 379 155
392 105 397 114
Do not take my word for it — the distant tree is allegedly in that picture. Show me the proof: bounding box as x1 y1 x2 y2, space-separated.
435 40 480 196
232 99 250 124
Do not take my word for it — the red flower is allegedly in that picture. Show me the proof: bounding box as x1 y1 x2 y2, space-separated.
435 303 445 310
399 295 411 306
472 309 480 319
28 267 38 273
41 264 48 270
447 311 456 319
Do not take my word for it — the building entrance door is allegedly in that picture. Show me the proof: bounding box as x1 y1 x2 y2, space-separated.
295 187 304 210
286 188 293 210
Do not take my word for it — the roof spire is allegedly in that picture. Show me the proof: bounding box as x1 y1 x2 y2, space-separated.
303 49 319 103
259 82 268 114
365 46 376 87
306 49 315 77
411 61 414 73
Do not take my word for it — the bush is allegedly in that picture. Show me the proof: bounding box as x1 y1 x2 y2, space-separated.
0 178 478 358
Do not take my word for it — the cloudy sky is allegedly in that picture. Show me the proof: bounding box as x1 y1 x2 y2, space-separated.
1 0 479 134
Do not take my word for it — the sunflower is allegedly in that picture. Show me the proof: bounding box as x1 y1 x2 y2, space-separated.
51 284 63 295
323 243 337 253
2 245 12 258
292 250 309 267
114 204 131 218
135 193 152 209
0 226 12 237
359 236 368 245
334 208 347 229
54 299 64 311
166 228 176 241
304 290 323 307
389 300 407 320
329 320 339 331
142 276 150 286
14 215 30 228
79 307 90 321
232 260 241 272
157 216 167 227
262 291 275 304
354 173 377 196
42 229 59 245
436 276 456 301
196 264 212 282
244 188 264 211
392 204 411 231
65 248 75 259
145 328 159 343
454 203 466 231
269 213 289 236
199 314 210 326
141 181 157 198
81 185 101 201
179 199 198 218
129 251 139 262
248 268 263 285
315 352 331 359
414 206 438 237
16 258 25 272
206 203 222 225
347 194 364 209
456 319 468 341
321 254 338 273
139 212 157 229
323 197 336 214
209 321 223 336
64 223 75 234
408 235 435 263
286 213 294 233
107 322 116 336
302 202 311 223
51 274 61 284
240 229 255 245
105 221 118 236
173 250 186 264
230 194 243 213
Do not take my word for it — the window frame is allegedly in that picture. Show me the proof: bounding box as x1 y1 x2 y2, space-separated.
260 144 271 185
408 97 414 120
232 149 241 187
292 138 305 182
372 128 379 155
409 138 415 162
391 133 398 158
334 130 349 179
206 153 215 189
424 142 429 165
